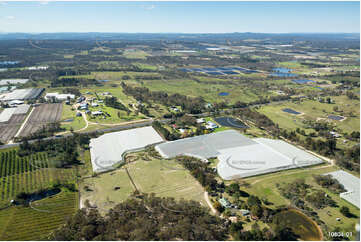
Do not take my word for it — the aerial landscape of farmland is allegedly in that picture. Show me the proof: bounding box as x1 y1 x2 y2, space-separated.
0 1 359 241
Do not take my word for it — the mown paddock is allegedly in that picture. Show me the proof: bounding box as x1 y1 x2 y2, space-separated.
80 151 205 214
20 103 63 137
0 148 79 240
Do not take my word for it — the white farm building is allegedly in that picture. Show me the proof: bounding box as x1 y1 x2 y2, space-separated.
155 130 323 179
324 170 360 208
44 92 75 101
89 126 164 173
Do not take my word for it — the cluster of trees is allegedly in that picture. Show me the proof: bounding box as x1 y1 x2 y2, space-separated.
176 156 219 193
50 194 227 240
18 134 91 168
278 178 336 210
121 82 206 114
313 174 346 193
281 128 359 173
51 77 98 87
152 121 180 141
233 108 279 135
104 96 129 111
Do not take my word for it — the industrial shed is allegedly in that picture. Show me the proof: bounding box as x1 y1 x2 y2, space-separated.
217 138 323 179
155 130 323 179
90 126 164 173
324 170 360 208
0 79 29 86
0 108 17 122
155 130 255 159
0 88 44 101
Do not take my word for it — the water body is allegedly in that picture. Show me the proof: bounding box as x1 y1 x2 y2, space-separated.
28 188 61 202
0 61 19 65
218 92 230 96
282 108 301 115
328 115 344 121
214 116 248 128
273 67 292 73
270 67 298 77
292 79 315 84
274 209 322 241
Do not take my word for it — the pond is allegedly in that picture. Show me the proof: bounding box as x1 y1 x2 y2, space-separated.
292 79 315 84
218 92 230 96
328 115 344 121
282 108 301 115
16 188 62 205
214 116 248 128
270 67 298 77
273 209 322 241
273 67 292 73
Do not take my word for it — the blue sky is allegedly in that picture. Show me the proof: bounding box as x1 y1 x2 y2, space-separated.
0 1 359 33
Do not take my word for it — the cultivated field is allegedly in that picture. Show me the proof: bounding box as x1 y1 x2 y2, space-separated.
20 103 63 137
0 114 26 143
0 148 78 240
80 151 205 214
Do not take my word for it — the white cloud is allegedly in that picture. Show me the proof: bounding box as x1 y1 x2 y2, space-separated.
141 5 155 11
5 16 15 20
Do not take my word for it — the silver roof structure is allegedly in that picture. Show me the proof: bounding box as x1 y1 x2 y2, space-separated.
155 130 256 159
324 170 360 208
217 138 323 180
13 104 30 114
0 79 29 86
155 130 323 179
0 108 16 122
90 126 164 173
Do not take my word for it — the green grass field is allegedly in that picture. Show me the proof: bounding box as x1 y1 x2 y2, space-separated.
258 96 360 134
80 151 205 215
60 103 86 131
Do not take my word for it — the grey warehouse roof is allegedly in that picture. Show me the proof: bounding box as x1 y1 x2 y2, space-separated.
217 138 323 180
155 130 256 159
324 170 360 208
90 126 163 173
155 130 323 179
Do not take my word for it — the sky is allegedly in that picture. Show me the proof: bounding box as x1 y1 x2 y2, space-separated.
0 1 359 33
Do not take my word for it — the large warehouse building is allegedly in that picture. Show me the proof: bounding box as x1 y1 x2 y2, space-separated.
324 170 360 208
90 126 164 173
155 130 323 179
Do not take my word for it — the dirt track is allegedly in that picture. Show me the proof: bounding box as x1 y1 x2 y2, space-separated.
20 103 63 137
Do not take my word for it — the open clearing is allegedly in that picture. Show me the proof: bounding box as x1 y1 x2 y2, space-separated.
258 96 360 134
80 151 205 214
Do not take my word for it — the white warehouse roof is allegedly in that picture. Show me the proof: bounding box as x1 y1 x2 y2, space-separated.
0 79 29 86
324 170 360 208
155 130 323 179
0 108 17 122
217 138 323 180
90 126 164 173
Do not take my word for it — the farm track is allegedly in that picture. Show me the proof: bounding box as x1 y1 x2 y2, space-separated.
20 104 63 137
0 114 26 143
